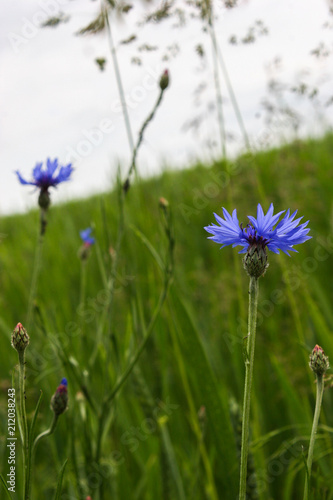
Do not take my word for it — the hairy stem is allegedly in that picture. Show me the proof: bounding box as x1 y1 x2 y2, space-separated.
32 413 59 455
19 351 29 499
123 88 165 191
303 374 324 500
27 223 45 329
239 277 259 500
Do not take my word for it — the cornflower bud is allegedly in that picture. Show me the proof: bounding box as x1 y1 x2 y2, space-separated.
51 378 68 416
159 69 169 90
11 323 29 353
309 345 329 377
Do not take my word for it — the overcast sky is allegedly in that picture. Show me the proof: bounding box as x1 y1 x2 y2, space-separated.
1 0 333 214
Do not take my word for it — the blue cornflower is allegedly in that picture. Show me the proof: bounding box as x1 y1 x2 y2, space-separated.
16 158 73 212
204 203 311 256
80 228 95 246
16 158 73 192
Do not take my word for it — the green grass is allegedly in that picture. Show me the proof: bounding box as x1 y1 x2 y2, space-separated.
1 134 333 499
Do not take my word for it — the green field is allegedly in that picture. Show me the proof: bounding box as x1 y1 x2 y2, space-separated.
1 134 333 499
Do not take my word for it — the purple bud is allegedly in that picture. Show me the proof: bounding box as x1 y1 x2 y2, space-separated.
51 379 68 416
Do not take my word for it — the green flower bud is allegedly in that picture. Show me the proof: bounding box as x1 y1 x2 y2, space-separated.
38 189 51 210
243 241 268 278
159 69 169 91
11 323 29 353
309 345 329 377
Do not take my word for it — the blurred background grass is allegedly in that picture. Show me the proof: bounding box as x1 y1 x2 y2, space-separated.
1 134 333 499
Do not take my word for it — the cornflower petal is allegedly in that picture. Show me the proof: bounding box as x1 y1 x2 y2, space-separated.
205 203 311 257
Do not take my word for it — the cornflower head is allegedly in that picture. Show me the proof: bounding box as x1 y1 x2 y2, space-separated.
205 203 311 278
11 322 29 353
309 345 329 377
16 158 73 210
159 69 170 90
51 378 68 416
79 228 95 260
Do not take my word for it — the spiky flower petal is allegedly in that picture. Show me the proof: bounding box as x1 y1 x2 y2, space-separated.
16 158 73 192
204 203 311 256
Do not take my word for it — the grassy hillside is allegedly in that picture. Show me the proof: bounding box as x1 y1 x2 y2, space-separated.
1 134 333 499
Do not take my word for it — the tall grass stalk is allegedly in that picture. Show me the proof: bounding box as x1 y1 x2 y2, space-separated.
207 8 226 159
239 277 259 500
103 2 134 154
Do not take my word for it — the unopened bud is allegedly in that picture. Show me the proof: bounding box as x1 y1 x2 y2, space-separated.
11 323 29 353
51 378 68 416
159 69 169 90
159 197 169 209
309 345 329 376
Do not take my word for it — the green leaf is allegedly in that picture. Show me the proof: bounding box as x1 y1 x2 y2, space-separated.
0 475 13 500
54 459 68 500
170 292 238 497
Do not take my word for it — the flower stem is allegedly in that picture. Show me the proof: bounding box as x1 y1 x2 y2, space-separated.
123 88 166 191
18 351 29 499
32 413 59 455
79 260 87 345
303 374 324 500
239 276 259 500
27 217 45 328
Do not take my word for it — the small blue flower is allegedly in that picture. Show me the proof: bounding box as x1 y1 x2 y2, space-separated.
16 158 73 192
204 203 311 256
80 228 95 246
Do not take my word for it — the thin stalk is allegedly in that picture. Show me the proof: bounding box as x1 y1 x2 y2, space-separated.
215 42 251 150
103 3 134 154
208 9 226 159
32 413 59 455
95 278 171 464
239 277 259 500
18 351 29 499
27 224 45 329
123 88 165 191
303 375 324 500
79 259 87 344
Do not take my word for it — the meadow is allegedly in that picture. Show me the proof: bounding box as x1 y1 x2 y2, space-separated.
1 133 333 499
